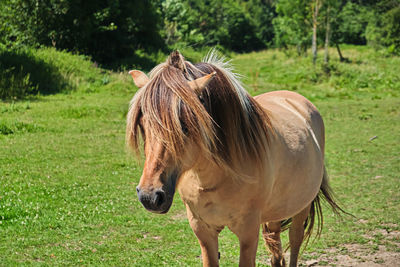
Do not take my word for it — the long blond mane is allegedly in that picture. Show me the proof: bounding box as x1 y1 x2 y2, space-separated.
126 51 271 180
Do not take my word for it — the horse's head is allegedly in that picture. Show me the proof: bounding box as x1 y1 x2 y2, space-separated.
126 51 216 214
134 115 179 213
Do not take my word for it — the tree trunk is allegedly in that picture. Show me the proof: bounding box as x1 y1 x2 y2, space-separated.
336 42 346 62
324 5 330 64
312 0 320 66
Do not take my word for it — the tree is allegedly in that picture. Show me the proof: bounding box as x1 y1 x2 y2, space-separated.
273 0 312 55
311 0 322 65
336 2 371 45
330 1 372 60
0 0 165 64
324 1 331 64
366 0 400 55
161 0 204 46
246 0 277 47
160 0 264 52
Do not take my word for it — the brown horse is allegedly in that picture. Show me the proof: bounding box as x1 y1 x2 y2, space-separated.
126 51 343 267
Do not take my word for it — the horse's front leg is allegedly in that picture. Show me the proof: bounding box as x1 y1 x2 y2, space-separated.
187 209 220 267
230 214 261 267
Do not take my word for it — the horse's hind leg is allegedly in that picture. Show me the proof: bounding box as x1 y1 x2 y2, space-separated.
288 205 311 267
262 221 285 267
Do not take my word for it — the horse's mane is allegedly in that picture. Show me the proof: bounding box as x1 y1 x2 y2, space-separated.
126 50 271 181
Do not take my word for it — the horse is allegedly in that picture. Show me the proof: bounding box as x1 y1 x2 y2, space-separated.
126 51 343 267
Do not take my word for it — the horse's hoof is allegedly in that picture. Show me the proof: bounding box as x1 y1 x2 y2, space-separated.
271 256 286 267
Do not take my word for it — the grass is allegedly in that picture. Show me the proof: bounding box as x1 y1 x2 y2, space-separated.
0 45 399 266
233 45 400 101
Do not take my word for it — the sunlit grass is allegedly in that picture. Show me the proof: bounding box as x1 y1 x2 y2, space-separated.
0 46 399 265
233 45 400 101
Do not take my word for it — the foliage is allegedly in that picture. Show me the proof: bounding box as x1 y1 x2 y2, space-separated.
384 5 400 54
215 1 264 51
160 0 264 52
333 1 371 45
0 45 212 100
1 0 400 60
246 0 276 47
366 1 400 55
272 0 399 54
161 0 204 46
273 0 312 54
0 46 104 100
0 48 65 100
0 0 164 64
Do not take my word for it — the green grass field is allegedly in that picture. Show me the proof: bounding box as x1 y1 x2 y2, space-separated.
1 46 399 266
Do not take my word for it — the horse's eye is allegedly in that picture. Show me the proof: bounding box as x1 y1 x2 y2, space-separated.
181 121 189 135
182 125 188 135
199 95 205 105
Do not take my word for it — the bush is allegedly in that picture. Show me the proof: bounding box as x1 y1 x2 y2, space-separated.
0 120 41 135
0 47 104 100
366 5 400 55
0 48 68 99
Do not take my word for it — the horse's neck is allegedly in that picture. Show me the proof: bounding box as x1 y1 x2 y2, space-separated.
189 158 228 189
189 158 265 190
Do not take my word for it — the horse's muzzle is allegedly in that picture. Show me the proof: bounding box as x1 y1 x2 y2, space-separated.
136 187 172 213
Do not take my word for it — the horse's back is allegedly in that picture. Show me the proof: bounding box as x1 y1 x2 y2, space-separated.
254 91 325 221
255 90 324 154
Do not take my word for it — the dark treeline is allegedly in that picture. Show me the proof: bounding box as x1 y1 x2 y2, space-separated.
0 0 399 65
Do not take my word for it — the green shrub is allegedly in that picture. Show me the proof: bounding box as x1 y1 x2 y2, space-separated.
0 46 105 100
0 47 69 99
366 2 400 55
0 66 36 100
0 120 41 135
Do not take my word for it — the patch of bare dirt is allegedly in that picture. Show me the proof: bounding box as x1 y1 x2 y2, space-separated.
297 224 400 267
301 243 400 267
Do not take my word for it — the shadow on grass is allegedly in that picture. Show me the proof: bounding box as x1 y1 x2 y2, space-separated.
104 51 163 72
0 48 73 100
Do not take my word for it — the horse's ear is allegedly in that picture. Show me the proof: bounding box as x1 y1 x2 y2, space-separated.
167 50 186 71
188 72 217 95
129 70 150 88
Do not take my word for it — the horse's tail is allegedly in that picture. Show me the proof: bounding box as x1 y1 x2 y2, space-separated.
301 166 348 249
281 166 348 251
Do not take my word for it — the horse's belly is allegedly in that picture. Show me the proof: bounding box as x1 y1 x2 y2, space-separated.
260 165 323 222
260 132 323 221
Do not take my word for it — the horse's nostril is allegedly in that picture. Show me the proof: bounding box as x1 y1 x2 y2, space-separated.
154 190 165 208
136 186 140 194
138 189 169 212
